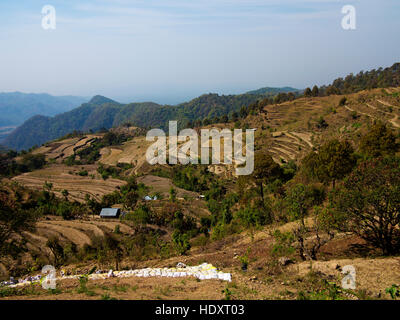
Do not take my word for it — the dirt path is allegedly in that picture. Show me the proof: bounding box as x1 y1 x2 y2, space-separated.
377 99 400 110
286 132 314 148
389 116 400 128
364 103 400 128
270 146 296 160
345 105 377 120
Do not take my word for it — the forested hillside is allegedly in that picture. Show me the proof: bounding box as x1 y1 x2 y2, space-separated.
3 96 121 151
114 93 271 129
4 90 290 151
246 86 300 95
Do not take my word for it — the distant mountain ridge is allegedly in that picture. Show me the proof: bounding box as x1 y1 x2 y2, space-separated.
3 88 292 150
246 86 300 95
3 96 121 151
0 92 88 127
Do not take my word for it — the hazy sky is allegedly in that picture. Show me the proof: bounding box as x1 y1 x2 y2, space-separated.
0 0 399 104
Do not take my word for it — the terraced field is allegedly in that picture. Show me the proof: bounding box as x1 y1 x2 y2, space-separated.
12 164 126 202
99 136 151 172
14 89 400 190
34 219 135 246
252 87 400 163
0 216 139 280
137 174 199 199
32 134 103 162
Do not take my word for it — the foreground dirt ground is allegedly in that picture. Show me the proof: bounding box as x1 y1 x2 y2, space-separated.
2 223 400 300
2 256 400 300
2 212 400 300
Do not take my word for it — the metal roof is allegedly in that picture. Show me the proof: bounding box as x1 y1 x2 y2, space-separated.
100 208 121 217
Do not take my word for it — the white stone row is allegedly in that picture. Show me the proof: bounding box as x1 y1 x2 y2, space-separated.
2 263 231 288
89 263 232 282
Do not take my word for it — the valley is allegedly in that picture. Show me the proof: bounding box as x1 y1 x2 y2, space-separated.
1 76 400 300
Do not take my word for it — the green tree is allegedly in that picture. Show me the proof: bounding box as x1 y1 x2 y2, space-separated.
46 236 64 267
330 157 400 255
236 204 273 227
304 87 312 97
287 92 296 101
285 184 332 260
303 139 356 188
326 85 339 95
43 181 53 192
0 204 36 257
312 85 319 97
316 116 328 129
61 189 69 200
85 195 101 215
123 191 138 210
285 184 322 226
200 217 211 237
359 121 399 158
338 97 347 106
251 152 282 201
169 187 177 202
105 234 123 270
57 202 73 220
231 112 239 122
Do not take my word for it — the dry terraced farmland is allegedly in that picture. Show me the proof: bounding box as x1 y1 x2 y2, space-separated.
12 164 126 202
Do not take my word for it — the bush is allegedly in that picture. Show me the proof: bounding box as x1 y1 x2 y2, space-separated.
235 205 273 227
211 221 241 240
78 170 88 176
56 202 74 220
350 111 358 119
386 284 400 300
338 97 347 106
114 225 121 234
124 205 151 225
272 230 295 257
172 231 191 255
316 116 328 129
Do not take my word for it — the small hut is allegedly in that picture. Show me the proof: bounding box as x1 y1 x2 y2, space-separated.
100 208 121 218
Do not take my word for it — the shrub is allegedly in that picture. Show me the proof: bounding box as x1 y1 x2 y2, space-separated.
78 170 88 176
124 205 151 225
338 97 347 106
386 284 400 300
272 230 295 257
56 202 74 220
235 205 273 227
350 111 358 119
316 116 328 129
172 231 191 255
114 225 121 234
222 287 233 300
